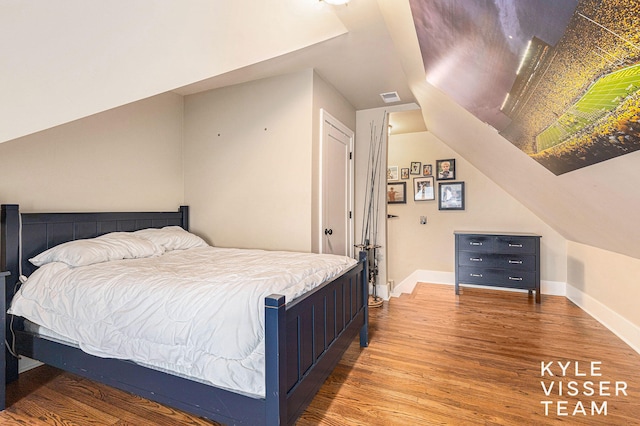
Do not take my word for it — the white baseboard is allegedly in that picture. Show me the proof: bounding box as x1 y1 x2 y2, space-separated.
19 356 43 373
566 283 640 355
541 280 566 296
390 270 453 297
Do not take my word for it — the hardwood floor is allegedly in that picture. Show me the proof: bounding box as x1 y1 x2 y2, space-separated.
3 283 640 425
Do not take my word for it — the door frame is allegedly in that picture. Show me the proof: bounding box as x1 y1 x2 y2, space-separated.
319 109 355 257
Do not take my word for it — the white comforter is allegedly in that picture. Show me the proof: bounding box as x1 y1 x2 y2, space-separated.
8 247 357 398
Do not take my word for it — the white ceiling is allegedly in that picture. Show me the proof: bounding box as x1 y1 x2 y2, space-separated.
174 0 419 116
0 0 353 144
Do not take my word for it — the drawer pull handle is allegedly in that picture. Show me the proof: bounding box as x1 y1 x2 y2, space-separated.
508 243 523 248
470 257 483 262
470 242 483 246
470 273 483 278
509 277 523 281
508 260 523 264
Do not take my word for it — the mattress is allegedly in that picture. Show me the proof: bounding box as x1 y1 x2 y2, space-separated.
8 246 357 398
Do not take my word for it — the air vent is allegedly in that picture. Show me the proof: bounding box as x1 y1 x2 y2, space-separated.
380 91 401 103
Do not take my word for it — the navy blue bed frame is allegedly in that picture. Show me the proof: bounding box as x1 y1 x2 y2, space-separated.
0 204 368 425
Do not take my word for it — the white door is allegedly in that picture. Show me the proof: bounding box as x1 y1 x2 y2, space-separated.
321 110 354 257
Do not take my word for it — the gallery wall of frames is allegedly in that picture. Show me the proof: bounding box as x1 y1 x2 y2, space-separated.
387 158 464 211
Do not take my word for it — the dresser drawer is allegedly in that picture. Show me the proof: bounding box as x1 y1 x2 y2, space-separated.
491 269 537 289
458 251 497 268
458 252 536 270
458 267 537 290
493 253 536 270
458 266 493 284
494 236 536 254
457 235 494 252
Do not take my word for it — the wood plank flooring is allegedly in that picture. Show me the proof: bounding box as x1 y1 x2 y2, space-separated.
3 283 640 425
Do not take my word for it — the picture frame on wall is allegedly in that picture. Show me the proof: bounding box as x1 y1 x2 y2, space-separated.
436 159 456 180
387 182 407 204
413 176 435 201
387 166 399 181
410 162 421 175
422 164 432 176
401 168 410 179
438 181 465 210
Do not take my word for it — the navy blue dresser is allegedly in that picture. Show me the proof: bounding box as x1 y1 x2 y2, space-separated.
454 232 541 303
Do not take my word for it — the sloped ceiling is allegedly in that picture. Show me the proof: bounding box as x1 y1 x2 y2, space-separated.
379 0 640 259
172 0 416 110
0 0 350 143
1 0 417 144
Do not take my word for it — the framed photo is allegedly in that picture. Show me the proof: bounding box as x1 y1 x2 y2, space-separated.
422 164 433 176
438 181 465 210
410 162 421 175
387 182 406 204
436 159 456 180
413 176 435 201
401 168 410 179
387 166 399 181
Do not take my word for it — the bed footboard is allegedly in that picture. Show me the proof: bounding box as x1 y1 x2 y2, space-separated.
265 250 368 425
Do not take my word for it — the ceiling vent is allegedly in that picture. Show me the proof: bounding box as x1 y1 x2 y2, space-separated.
380 91 401 103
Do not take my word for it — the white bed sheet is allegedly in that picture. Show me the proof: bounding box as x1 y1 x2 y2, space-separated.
8 246 357 398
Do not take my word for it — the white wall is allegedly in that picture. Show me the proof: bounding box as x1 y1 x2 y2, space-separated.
184 69 356 252
183 70 315 251
386 131 567 287
0 92 184 212
567 241 640 352
568 242 640 327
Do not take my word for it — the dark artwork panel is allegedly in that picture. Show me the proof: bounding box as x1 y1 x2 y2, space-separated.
410 0 640 175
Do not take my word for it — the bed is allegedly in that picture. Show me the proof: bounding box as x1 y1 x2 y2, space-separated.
0 204 368 425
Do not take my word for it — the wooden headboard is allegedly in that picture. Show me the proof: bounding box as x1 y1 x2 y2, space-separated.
1 204 189 282
0 204 190 383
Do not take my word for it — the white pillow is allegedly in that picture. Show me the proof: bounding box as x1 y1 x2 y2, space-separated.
133 226 208 251
30 232 162 267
